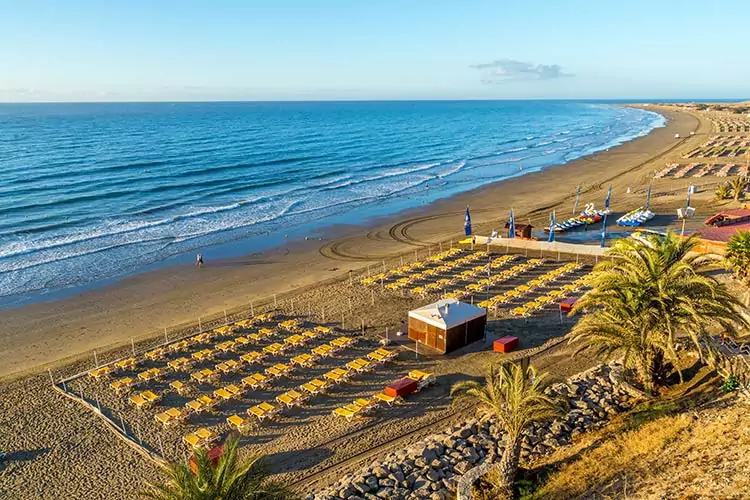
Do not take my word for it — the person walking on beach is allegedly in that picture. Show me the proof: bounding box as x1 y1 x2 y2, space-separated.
196 253 204 267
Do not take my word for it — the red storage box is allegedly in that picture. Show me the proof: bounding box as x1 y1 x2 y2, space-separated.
494 336 519 353
385 377 418 398
190 444 223 473
559 297 578 313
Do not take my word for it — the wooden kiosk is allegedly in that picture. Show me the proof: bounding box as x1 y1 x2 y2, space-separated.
407 298 487 354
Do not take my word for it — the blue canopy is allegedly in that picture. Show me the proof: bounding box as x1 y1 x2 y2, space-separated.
548 210 556 243
508 208 516 239
464 206 472 236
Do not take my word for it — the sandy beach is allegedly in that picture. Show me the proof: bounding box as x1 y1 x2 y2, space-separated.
0 106 701 381
3 105 735 500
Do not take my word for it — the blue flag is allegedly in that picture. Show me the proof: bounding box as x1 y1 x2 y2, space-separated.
645 181 652 211
605 184 613 211
600 212 608 248
573 185 581 216
548 210 556 243
508 208 516 239
686 186 692 210
464 206 472 236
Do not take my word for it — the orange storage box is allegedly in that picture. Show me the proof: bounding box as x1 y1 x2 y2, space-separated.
493 336 519 353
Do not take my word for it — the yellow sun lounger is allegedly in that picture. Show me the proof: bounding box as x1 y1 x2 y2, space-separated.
110 377 135 394
258 327 275 337
213 388 233 400
248 402 278 422
333 407 360 421
235 319 255 328
155 407 188 427
170 380 190 395
114 357 137 371
242 372 269 390
215 340 236 352
312 344 334 357
240 351 264 364
137 367 163 382
346 358 371 373
216 359 241 373
227 414 252 432
235 336 250 346
191 368 218 383
263 343 285 355
170 340 190 352
374 392 399 406
145 347 167 360
280 319 302 331
183 427 218 448
129 393 147 408
324 368 351 384
314 325 333 334
168 357 192 371
408 370 436 389
276 389 305 407
291 353 315 367
284 334 306 346
89 366 113 379
185 399 206 413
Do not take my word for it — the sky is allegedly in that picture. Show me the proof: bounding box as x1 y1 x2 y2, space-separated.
1 0 748 102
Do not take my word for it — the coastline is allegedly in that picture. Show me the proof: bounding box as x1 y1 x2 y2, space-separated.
0 106 699 380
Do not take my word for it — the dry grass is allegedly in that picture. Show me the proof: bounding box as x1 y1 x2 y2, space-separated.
527 391 750 500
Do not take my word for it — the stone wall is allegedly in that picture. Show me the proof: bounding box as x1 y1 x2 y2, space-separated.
306 361 640 500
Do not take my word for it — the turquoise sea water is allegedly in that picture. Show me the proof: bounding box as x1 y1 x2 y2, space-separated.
0 101 664 302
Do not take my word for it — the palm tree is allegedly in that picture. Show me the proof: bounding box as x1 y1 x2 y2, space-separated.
729 175 749 202
571 231 747 392
726 230 750 283
715 182 732 201
451 361 563 500
142 435 293 500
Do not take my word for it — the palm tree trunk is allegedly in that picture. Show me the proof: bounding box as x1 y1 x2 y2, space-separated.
495 436 522 500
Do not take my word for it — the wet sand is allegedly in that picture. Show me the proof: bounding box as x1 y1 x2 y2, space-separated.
0 106 702 381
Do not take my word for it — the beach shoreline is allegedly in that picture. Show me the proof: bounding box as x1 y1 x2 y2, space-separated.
0 105 701 381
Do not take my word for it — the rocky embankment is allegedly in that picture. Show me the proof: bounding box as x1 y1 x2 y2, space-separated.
306 361 641 500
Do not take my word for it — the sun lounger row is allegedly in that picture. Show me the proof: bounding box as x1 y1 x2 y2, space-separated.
508 275 589 317
361 248 472 286
441 258 547 300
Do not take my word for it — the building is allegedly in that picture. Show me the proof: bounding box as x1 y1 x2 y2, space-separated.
693 209 750 254
504 222 534 239
407 298 487 354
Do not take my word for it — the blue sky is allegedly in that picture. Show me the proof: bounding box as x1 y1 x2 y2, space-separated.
1 0 748 101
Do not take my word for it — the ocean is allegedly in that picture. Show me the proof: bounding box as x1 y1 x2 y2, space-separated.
0 101 665 303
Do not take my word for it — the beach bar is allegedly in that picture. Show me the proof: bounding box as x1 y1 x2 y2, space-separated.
407 299 487 354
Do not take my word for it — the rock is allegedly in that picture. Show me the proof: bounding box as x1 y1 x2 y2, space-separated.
352 482 370 494
454 461 471 474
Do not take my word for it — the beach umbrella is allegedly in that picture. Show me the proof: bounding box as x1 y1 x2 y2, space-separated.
600 212 608 248
508 208 516 239
686 185 692 210
573 185 581 215
464 206 472 236
605 184 613 211
645 181 653 211
548 210 556 243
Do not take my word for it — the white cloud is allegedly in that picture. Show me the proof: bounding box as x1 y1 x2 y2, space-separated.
470 59 574 84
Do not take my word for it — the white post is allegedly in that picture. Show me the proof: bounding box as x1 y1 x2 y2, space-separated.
348 298 352 312
158 434 165 457
62 381 67 392
414 249 418 261
224 310 228 325
322 307 326 323
439 242 443 252
371 290 375 306
450 239 453 248
164 328 168 344
367 265 371 277
400 256 404 267
131 339 135 356
274 294 277 307
94 350 99 368
95 394 101 413
119 413 126 434
385 327 389 343
198 317 203 332
251 300 254 316
341 313 345 329
291 298 295 315
349 270 353 286
382 260 386 273
48 368 54 385
361 319 365 334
